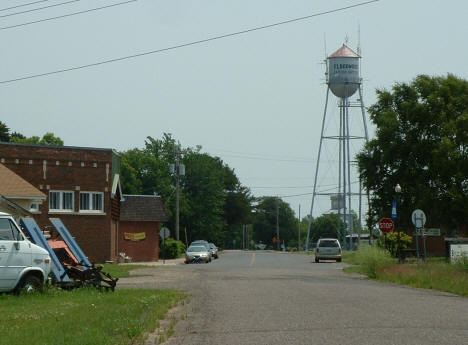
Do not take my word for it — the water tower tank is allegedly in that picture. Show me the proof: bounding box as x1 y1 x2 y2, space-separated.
327 44 360 98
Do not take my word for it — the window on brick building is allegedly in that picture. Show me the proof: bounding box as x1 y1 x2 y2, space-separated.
49 191 74 211
79 192 104 212
29 202 40 212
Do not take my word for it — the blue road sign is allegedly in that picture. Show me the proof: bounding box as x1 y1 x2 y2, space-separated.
391 200 397 220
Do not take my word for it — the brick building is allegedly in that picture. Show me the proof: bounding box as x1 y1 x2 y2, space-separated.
0 142 122 262
119 195 168 261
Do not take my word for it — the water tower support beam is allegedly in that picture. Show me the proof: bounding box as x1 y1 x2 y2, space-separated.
346 98 354 249
305 86 330 251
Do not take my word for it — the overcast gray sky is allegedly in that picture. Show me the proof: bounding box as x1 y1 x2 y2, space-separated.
2 0 467 221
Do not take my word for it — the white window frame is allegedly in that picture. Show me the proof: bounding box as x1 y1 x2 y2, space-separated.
49 190 74 212
79 191 104 213
29 202 40 213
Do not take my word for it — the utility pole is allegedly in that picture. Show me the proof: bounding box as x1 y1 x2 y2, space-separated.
175 159 180 241
276 197 280 251
242 224 245 250
170 143 185 241
298 204 301 251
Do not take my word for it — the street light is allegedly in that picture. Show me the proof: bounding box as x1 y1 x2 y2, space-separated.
394 184 402 263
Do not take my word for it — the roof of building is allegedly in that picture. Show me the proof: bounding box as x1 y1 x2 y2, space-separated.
329 44 360 58
120 195 169 222
0 163 46 200
0 196 32 217
0 141 118 154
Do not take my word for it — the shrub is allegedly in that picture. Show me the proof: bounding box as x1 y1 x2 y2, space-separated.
351 246 395 278
453 254 468 272
377 231 412 257
161 238 186 259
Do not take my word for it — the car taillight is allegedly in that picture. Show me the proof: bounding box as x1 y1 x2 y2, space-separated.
44 258 50 263
316 248 320 254
338 248 342 254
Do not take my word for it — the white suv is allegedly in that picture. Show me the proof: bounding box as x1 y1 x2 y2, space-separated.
0 213 51 293
315 238 342 263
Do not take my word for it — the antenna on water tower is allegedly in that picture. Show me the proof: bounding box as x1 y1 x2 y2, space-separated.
357 24 362 56
305 40 369 251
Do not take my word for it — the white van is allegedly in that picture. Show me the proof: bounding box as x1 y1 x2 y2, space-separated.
0 212 51 293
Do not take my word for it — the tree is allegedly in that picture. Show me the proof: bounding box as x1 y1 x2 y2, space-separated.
252 197 298 248
308 213 344 244
357 74 468 235
10 132 64 146
0 121 10 142
120 133 253 246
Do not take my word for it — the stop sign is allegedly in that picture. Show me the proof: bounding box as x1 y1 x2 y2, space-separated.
379 218 394 233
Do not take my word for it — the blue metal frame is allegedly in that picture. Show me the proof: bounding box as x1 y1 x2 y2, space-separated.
20 218 71 282
49 218 92 267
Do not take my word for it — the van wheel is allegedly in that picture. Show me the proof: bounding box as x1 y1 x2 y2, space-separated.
16 275 43 294
315 258 319 263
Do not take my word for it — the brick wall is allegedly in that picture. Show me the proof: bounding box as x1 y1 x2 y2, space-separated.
119 221 160 262
0 143 118 263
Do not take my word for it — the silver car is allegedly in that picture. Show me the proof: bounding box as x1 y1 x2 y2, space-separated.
185 245 211 264
315 238 342 263
208 243 218 259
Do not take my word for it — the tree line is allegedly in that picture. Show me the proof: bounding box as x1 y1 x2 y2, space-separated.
3 73 465 246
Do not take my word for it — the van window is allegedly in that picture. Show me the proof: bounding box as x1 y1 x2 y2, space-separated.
318 240 339 248
0 219 22 241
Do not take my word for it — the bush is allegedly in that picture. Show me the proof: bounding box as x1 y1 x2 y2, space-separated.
377 231 412 257
349 246 395 278
453 254 468 272
161 238 186 259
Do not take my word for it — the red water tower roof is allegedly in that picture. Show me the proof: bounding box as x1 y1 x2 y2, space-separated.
329 44 360 58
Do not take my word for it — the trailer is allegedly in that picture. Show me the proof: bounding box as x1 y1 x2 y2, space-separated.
20 218 118 291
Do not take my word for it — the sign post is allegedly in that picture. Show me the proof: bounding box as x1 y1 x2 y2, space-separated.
411 209 426 262
159 227 170 264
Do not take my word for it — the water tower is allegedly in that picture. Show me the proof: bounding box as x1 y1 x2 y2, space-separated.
305 44 369 250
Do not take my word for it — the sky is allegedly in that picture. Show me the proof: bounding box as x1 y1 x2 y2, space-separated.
1 0 468 223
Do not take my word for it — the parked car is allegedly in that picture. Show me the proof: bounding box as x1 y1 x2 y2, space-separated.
208 243 218 259
315 238 342 263
185 245 211 264
190 240 211 253
0 213 51 293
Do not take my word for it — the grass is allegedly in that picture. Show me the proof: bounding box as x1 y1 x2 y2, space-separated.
0 287 184 345
343 246 468 297
99 264 152 278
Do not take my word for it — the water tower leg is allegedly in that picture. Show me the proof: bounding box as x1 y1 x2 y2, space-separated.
306 86 330 251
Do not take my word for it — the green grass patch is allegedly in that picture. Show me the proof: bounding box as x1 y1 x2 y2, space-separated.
100 264 152 278
0 287 184 345
343 247 468 297
379 261 468 297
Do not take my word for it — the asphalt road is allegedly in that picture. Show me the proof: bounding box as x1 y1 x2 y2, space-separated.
118 250 468 345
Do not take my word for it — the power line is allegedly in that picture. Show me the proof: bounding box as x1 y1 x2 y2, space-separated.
0 0 80 18
0 0 379 85
278 181 361 198
0 1 48 12
250 181 346 189
218 153 314 163
279 192 315 198
251 185 315 189
0 0 137 31
204 146 313 161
